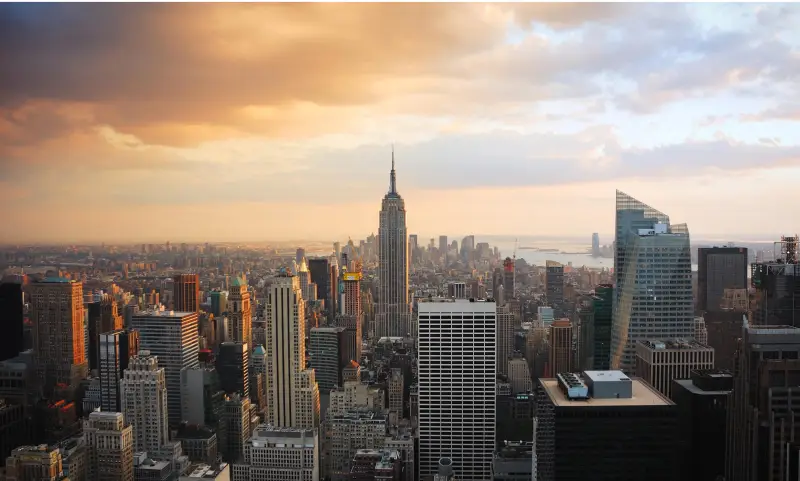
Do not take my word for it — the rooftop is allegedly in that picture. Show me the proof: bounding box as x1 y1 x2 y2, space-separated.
541 377 672 407
181 463 229 479
134 309 196 318
639 339 711 350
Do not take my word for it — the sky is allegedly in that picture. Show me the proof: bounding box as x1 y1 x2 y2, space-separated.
1 3 799 244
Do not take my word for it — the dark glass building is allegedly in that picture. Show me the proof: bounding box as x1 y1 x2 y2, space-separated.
0 282 24 362
308 258 331 312
535 371 678 481
216 342 249 398
672 369 732 481
697 247 748 313
545 261 564 318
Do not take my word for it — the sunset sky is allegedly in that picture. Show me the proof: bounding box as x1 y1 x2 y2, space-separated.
1 3 799 243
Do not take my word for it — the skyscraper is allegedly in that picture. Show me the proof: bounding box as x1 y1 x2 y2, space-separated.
611 191 693 373
549 319 573 375
339 270 363 363
87 295 123 371
496 305 517 376
226 276 252 346
30 278 88 396
130 309 199 427
545 261 564 319
592 233 600 257
309 326 347 394
99 329 140 412
418 298 495 480
309 258 331 313
697 247 748 314
264 272 320 429
377 151 411 339
173 273 200 313
82 411 134 481
503 257 515 300
216 342 250 398
121 350 169 453
0 281 24 362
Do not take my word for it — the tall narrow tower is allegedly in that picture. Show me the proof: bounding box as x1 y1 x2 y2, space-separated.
377 149 411 339
264 271 320 429
227 276 252 345
173 273 200 313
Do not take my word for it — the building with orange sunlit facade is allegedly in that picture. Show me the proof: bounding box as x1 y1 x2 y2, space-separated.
173 274 200 313
549 319 573 375
30 278 88 397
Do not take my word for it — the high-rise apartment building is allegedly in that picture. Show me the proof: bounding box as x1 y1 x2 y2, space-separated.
264 273 320 429
418 298 495 481
534 371 678 481
173 274 200 313
545 261 564 319
232 425 319 481
30 278 88 396
82 411 134 481
634 339 715 399
121 351 169 453
697 247 748 313
611 191 693 373
130 309 199 427
99 329 140 412
726 324 800 481
549 319 573 375
226 277 252 346
310 326 347 394
377 154 411 339
87 296 123 371
0 281 24 362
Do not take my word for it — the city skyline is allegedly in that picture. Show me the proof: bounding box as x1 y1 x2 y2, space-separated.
2 3 799 243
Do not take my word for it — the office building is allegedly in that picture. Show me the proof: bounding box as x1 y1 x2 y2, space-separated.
503 258 515 300
592 233 601 257
438 235 448 260
99 329 140 412
310 327 347 394
418 299 495 481
309 258 332 313
173 274 200 313
216 342 249 398
612 191 693 373
549 319 573 375
349 449 402 481
86 296 123 371
726 324 800 481
231 425 318 481
121 351 169 453
30 278 88 396
226 277 252 346
328 408 388 480
537 307 554 327
588 285 613 370
0 281 24 362
339 270 363 364
634 339 715 399
508 356 533 394
704 289 749 371
697 247 749 314
174 424 218 465
82 411 134 481
180 366 225 428
545 261 564 318
493 441 533 481
130 309 199 427
179 463 229 481
377 153 411 339
264 273 320 429
751 236 800 326
446 282 467 299
210 290 228 318
388 368 404 417
5 444 65 481
534 371 678 481
672 369 732 481
496 305 517 376
297 247 307 265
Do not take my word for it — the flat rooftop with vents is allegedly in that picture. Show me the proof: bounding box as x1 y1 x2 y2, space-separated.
540 370 672 407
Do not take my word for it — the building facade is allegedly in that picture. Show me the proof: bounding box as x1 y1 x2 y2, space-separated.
82 411 134 481
697 247 749 314
232 425 318 481
121 351 169 453
634 339 715 399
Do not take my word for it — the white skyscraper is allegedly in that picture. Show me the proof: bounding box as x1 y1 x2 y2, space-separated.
121 350 169 453
130 309 199 426
264 273 320 429
418 298 496 480
377 151 411 339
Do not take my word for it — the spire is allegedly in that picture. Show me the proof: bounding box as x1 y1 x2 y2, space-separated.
389 144 397 194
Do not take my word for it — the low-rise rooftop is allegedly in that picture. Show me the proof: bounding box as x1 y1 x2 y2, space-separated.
541 376 672 407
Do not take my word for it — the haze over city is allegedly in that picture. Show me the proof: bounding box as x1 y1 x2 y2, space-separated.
1 3 799 243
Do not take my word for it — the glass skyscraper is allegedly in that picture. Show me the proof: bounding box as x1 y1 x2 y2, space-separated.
611 191 694 373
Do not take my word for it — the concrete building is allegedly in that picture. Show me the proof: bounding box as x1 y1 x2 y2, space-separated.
328 408 388 481
264 273 320 429
549 319 573 375
82 411 134 481
349 449 402 481
376 154 411 339
507 357 533 394
226 277 252 346
612 191 694 373
446 282 467 299
328 381 385 417
534 371 678 481
130 309 199 427
173 274 200 313
496 305 517 376
180 366 224 428
231 425 318 481
121 351 169 453
99 329 139 412
492 441 533 481
174 424 218 465
5 444 66 481
30 278 88 396
388 369 404 417
634 339 715 399
179 463 230 481
417 299 495 481
221 394 251 464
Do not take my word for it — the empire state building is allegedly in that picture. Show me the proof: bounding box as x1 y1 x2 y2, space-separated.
377 151 411 339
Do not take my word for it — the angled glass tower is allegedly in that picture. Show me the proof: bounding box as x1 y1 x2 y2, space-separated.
611 191 694 373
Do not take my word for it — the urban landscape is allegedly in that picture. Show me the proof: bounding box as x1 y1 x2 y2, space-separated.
1 3 799 481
